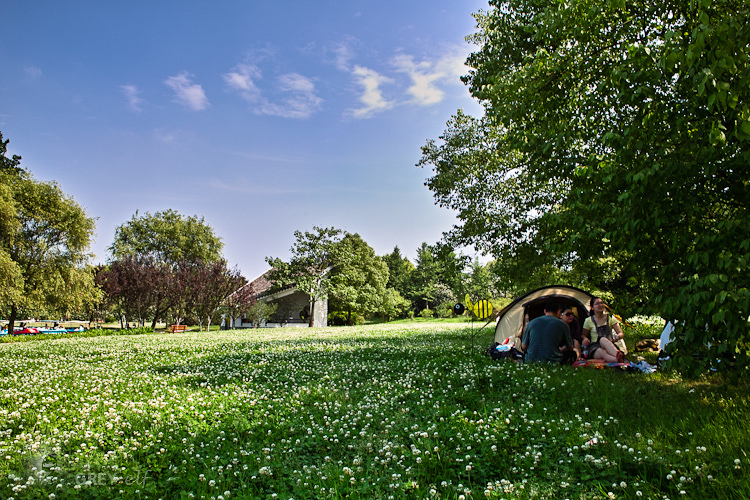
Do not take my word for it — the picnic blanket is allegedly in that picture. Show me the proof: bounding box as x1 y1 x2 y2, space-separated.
573 359 657 373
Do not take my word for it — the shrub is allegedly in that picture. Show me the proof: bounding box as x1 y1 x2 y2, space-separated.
328 311 348 326
419 308 434 319
436 302 454 318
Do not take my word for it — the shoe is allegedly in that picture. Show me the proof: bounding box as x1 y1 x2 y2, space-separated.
616 351 625 363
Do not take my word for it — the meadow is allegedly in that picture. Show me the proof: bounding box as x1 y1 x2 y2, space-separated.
0 322 748 500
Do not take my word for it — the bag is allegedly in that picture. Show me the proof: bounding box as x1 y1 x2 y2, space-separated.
486 342 522 361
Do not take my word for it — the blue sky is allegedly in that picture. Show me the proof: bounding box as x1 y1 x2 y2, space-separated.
1 1 486 280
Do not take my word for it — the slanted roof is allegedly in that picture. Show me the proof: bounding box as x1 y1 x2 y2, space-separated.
246 269 297 300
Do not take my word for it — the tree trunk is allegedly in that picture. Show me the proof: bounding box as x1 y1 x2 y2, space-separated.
308 299 315 328
152 307 166 330
7 304 18 336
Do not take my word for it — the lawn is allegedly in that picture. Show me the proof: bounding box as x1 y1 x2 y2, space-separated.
0 322 748 499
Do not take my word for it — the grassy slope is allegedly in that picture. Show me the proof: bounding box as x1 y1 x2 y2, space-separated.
0 322 747 500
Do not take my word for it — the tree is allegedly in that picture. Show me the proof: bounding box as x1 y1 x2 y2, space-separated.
377 288 412 322
407 242 468 311
382 246 416 298
422 0 750 374
222 283 254 330
266 226 344 327
0 132 23 175
110 209 223 265
99 256 164 327
329 233 389 324
0 134 99 332
109 209 224 328
245 301 278 328
190 260 247 331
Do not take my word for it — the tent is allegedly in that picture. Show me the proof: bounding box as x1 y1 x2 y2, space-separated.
493 285 596 346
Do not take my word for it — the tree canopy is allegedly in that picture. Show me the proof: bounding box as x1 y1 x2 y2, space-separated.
107 209 226 328
329 233 389 324
421 0 750 374
109 209 223 266
266 226 345 327
0 133 99 331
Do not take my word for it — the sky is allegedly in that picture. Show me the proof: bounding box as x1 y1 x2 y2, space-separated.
0 1 487 281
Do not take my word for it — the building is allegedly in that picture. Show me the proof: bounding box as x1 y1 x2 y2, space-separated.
225 270 328 328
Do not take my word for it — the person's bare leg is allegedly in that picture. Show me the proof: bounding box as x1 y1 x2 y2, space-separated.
594 338 619 362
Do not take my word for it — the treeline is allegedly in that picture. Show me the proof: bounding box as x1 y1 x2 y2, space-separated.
0 132 248 332
265 226 595 326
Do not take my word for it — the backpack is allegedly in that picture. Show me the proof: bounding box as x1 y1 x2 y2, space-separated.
486 342 523 361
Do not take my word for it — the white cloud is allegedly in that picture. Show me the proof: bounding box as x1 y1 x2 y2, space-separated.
120 84 144 112
164 72 209 111
330 38 356 71
392 49 469 106
153 128 175 142
350 65 394 118
24 65 42 78
259 73 323 119
223 63 263 101
224 63 322 119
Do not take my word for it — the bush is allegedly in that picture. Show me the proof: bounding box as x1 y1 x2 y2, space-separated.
328 311 365 326
328 311 348 326
419 308 434 319
436 302 454 318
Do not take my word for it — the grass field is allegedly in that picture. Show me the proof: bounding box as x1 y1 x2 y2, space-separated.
1 321 748 499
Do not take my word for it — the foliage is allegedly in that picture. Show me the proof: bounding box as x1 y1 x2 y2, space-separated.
221 283 254 329
0 131 23 175
98 256 162 327
245 301 278 327
329 233 389 324
377 288 412 322
110 209 223 266
418 308 434 319
182 260 246 331
266 226 344 327
381 246 416 299
421 0 750 374
435 301 455 319
1 323 749 499
408 242 467 310
0 137 99 332
328 310 365 326
267 228 391 327
108 210 225 328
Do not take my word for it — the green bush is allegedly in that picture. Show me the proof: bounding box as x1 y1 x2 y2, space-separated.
419 308 434 319
328 311 348 326
436 302 454 318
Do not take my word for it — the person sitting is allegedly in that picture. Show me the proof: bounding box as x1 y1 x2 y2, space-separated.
581 296 626 363
521 300 576 364
560 306 583 360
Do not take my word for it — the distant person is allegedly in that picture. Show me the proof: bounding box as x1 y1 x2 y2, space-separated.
581 296 626 363
521 301 576 364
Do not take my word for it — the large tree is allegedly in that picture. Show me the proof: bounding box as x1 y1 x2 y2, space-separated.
266 226 344 327
0 133 99 332
329 233 389 324
382 246 416 299
109 209 224 328
421 0 750 374
110 209 223 265
189 260 246 331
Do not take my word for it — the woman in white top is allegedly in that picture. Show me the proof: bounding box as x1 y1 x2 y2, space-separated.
581 296 625 363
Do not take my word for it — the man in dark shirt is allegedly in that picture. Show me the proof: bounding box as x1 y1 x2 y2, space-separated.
521 301 576 364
